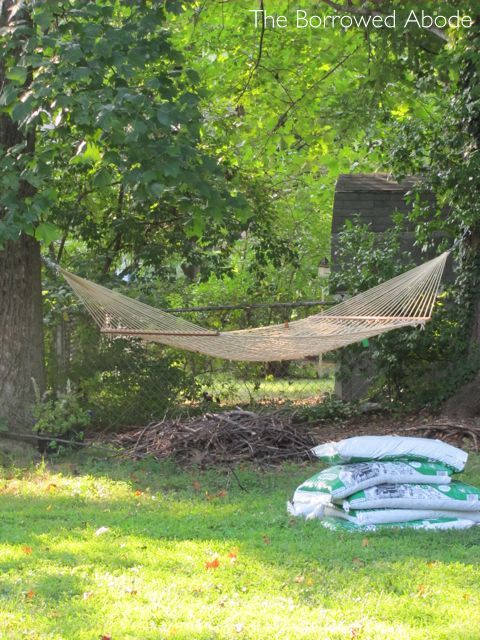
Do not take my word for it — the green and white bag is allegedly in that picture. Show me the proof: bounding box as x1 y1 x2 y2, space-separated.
293 461 451 501
323 504 480 526
311 435 467 472
342 481 480 512
321 517 477 532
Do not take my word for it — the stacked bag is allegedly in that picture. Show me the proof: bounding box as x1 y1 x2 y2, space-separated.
288 435 480 531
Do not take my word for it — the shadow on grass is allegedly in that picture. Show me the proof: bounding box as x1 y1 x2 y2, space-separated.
2 489 480 580
1 456 480 639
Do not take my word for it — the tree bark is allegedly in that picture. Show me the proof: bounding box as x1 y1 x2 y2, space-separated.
443 372 480 419
0 237 45 431
0 0 44 432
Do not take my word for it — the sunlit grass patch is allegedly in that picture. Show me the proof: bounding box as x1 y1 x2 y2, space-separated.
1 455 480 639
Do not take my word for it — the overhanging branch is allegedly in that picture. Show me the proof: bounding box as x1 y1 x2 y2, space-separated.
236 0 266 102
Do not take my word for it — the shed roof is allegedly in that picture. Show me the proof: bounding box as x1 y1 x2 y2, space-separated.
336 173 417 193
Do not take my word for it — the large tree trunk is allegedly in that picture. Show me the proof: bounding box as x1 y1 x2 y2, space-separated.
443 372 480 419
0 0 44 432
0 237 45 431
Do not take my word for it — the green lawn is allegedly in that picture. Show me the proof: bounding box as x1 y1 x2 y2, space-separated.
1 453 480 640
199 373 335 404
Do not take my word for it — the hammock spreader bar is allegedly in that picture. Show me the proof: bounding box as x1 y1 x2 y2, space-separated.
100 328 220 337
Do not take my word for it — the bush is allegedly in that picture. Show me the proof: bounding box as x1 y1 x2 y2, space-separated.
31 381 91 452
66 326 199 428
292 394 360 423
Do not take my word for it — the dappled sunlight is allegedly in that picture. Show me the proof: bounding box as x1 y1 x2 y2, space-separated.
1 458 480 638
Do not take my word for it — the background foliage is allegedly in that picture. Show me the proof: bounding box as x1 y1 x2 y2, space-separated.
1 1 479 426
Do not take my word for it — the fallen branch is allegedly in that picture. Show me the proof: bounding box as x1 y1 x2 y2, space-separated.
0 430 115 453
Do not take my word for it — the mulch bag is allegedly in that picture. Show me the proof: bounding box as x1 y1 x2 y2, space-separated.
342 481 480 512
321 517 477 532
292 460 452 501
311 435 468 472
288 435 477 531
323 504 480 526
287 499 480 524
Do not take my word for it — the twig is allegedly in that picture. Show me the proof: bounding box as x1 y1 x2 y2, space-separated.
228 467 249 492
106 408 316 466
237 0 266 102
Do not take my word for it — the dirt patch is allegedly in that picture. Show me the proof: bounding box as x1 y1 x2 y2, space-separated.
310 410 479 446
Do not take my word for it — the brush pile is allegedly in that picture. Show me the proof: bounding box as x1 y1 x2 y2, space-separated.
109 408 317 465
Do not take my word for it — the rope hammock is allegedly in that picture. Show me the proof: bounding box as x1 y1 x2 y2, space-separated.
57 251 449 362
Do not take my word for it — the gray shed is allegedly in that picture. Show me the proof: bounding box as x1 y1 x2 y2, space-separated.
330 173 450 401
331 173 445 269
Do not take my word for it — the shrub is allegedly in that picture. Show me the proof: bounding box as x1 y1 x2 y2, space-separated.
31 380 91 451
67 328 199 428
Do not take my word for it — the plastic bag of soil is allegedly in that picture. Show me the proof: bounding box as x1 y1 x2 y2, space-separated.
321 517 477 532
311 435 467 472
342 481 480 512
292 460 452 501
323 504 480 526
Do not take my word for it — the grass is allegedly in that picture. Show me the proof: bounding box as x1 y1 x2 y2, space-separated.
1 452 480 640
199 373 335 404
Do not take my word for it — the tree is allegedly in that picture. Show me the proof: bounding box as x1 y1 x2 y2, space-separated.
357 1 480 413
311 1 480 411
172 1 458 304
0 0 250 431
0 1 44 431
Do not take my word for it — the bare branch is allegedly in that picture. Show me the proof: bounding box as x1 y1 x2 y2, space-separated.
236 0 265 102
271 46 359 133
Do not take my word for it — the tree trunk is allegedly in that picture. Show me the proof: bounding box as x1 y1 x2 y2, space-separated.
443 372 480 419
0 0 44 432
0 236 45 431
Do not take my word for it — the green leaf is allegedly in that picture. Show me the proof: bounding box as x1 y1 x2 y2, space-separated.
0 84 18 107
71 141 102 165
186 214 205 238
150 182 166 197
6 67 27 85
33 7 54 30
186 69 200 84
11 100 31 124
92 168 113 188
23 223 35 237
35 222 62 245
164 163 180 178
157 105 172 127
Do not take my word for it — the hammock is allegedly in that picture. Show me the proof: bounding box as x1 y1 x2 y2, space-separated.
58 252 449 362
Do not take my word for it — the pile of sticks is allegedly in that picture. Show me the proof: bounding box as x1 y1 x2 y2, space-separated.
110 408 317 465
105 410 479 466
